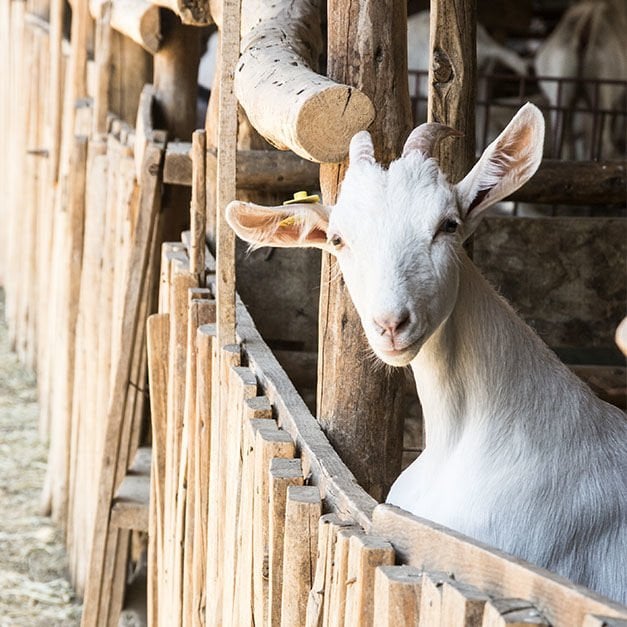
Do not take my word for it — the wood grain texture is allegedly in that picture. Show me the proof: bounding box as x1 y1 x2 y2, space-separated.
235 0 374 163
235 299 377 529
428 0 476 182
270 458 305 626
215 0 240 346
508 160 627 206
373 565 423 627
279 486 322 627
317 0 412 502
343 533 395 627
81 141 163 627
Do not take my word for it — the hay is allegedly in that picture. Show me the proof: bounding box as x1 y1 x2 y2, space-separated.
0 290 82 626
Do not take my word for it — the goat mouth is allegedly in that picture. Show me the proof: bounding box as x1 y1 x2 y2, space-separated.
376 335 424 365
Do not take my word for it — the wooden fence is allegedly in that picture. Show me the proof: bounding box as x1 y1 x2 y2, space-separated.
1 0 626 626
147 222 627 627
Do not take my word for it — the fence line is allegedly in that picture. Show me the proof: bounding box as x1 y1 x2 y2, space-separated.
1 2 626 625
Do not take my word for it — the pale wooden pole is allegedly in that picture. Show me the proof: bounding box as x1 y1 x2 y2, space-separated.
428 0 477 181
215 0 240 346
153 9 201 241
318 0 413 502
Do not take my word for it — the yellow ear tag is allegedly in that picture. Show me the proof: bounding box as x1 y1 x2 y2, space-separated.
282 190 320 205
279 191 321 228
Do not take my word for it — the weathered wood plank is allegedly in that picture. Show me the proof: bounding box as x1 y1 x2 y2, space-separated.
270 458 305 626
344 534 396 626
373 565 423 627
280 486 322 627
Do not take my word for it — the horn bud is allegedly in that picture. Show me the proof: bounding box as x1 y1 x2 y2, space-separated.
402 123 463 158
349 130 375 165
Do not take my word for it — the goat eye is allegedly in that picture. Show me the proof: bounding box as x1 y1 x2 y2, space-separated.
329 235 344 248
440 219 459 234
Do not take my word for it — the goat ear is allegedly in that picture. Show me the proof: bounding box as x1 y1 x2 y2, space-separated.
456 102 544 234
226 200 331 250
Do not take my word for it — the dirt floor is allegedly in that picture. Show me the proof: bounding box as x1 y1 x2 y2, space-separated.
0 290 82 626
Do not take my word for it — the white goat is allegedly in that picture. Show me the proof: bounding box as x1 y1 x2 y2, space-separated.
535 0 627 159
407 10 529 80
226 103 627 604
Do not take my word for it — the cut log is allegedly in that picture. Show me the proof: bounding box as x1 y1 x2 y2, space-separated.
235 0 374 163
90 0 161 54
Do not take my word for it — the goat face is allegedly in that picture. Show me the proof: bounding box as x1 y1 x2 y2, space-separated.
227 103 544 367
325 142 462 366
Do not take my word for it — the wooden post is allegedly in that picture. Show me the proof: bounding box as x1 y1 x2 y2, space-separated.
215 0 240 346
317 0 413 501
153 9 201 241
428 0 477 181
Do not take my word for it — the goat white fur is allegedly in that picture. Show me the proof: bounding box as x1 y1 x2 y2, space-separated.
226 103 627 604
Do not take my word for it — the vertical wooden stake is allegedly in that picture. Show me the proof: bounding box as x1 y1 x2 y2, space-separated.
215 0 240 347
190 129 207 282
318 0 412 502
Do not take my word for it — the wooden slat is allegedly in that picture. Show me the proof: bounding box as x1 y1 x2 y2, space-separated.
373 565 423 627
81 141 163 627
253 427 296 626
147 313 169 627
165 144 321 192
233 415 276 627
419 572 451 626
181 291 215 626
163 255 197 625
221 365 259 624
270 458 305 626
110 447 151 532
190 323 217 626
508 160 627 206
279 486 322 627
205 343 241 620
235 299 377 530
215 0 240 346
442 579 491 625
189 130 207 279
343 534 396 627
305 513 352 627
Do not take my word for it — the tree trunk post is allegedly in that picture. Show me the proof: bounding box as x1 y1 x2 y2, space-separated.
428 0 477 181
317 0 413 502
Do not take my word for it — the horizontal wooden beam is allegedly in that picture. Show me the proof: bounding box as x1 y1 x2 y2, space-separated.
90 0 161 53
234 295 377 530
508 160 626 206
110 447 151 532
372 505 627 627
164 142 320 192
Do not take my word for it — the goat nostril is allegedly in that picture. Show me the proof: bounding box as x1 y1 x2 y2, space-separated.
374 310 411 337
396 311 411 332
